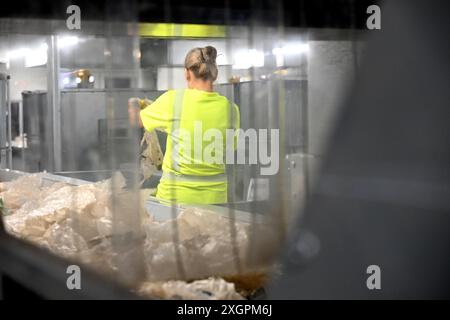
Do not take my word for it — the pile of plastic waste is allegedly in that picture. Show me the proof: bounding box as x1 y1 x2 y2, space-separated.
0 173 273 299
138 277 245 300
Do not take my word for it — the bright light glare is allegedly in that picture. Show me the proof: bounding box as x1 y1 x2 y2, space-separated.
272 43 309 67
6 48 31 60
272 43 310 56
58 36 79 49
6 43 49 67
233 49 264 69
25 44 48 67
88 75 95 83
62 77 70 85
25 51 47 67
75 77 82 84
274 53 284 67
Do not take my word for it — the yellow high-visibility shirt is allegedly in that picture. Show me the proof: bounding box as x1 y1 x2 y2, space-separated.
140 88 240 204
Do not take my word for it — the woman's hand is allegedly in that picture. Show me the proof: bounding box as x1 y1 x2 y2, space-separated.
128 98 142 127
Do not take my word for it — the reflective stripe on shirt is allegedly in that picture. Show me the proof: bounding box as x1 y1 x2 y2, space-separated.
171 89 185 170
161 171 227 183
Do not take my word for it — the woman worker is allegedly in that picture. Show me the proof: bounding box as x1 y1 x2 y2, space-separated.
128 46 240 204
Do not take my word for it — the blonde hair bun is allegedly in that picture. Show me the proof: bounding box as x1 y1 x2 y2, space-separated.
201 46 217 63
185 46 219 81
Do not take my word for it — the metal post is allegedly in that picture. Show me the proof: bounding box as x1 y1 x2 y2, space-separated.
19 100 25 171
47 35 61 172
0 73 9 169
6 76 12 169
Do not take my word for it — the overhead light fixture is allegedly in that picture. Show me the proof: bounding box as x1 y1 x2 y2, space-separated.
75 77 82 84
88 75 95 83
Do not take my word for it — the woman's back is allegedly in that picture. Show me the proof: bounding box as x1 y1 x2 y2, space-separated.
136 45 240 204
140 88 239 204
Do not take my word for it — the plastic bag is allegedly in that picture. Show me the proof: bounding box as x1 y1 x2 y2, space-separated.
140 129 163 184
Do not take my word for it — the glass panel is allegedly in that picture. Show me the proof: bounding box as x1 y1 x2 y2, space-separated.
0 1 368 299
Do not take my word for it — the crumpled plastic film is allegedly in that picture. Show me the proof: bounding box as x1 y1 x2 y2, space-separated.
142 207 256 282
4 184 97 239
76 238 118 277
44 218 89 258
0 173 44 213
1 172 273 299
96 216 113 237
138 277 244 300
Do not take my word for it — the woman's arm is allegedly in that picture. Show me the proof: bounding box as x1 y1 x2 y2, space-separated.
138 91 172 133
